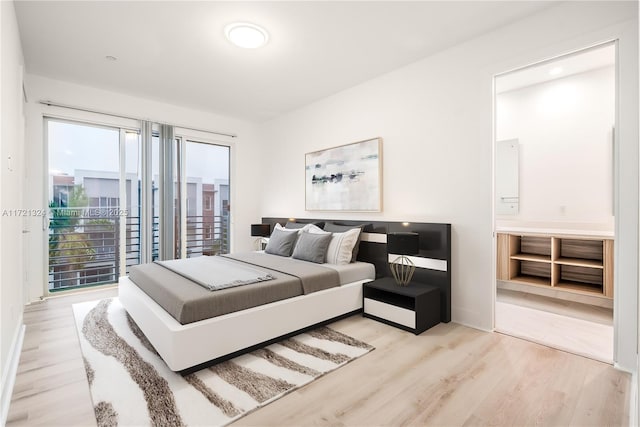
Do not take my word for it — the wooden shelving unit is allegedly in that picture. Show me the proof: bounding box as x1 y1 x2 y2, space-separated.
497 233 614 299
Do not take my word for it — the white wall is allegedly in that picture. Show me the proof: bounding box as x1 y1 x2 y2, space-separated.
258 1 638 371
496 66 615 228
0 0 26 421
614 1 639 377
22 75 263 302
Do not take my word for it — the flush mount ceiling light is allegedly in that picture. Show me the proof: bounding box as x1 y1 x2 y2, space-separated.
225 22 269 49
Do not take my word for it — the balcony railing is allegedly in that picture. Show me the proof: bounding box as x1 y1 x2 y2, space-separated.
185 215 229 258
48 208 229 291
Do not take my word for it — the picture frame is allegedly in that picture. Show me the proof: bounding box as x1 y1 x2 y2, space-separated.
305 137 382 211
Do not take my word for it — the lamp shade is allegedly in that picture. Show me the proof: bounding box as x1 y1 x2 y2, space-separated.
387 232 419 255
251 223 271 237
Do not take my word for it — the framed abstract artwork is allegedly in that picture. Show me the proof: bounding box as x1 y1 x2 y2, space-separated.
305 137 382 211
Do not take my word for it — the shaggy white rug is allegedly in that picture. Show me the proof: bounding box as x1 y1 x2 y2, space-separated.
73 298 373 427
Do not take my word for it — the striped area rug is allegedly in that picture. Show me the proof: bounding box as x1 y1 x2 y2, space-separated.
72 298 373 427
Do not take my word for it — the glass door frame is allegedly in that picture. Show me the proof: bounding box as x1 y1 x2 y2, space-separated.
43 116 140 296
174 132 232 259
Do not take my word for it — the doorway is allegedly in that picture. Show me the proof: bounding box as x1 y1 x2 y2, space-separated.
493 42 617 363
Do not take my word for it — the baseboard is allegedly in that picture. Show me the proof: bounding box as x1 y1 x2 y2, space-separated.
451 306 493 333
630 371 638 427
1 320 25 426
614 361 636 374
452 319 493 333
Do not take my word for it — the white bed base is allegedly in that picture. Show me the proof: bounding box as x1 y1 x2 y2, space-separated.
118 276 368 372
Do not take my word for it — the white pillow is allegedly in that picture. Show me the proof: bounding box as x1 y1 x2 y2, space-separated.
325 228 361 265
274 223 302 234
305 223 330 235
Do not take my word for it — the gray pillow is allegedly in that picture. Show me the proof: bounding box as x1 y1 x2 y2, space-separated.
285 222 307 229
291 231 332 264
323 222 369 262
285 221 326 229
265 228 299 257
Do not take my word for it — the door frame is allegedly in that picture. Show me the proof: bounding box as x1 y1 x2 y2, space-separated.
491 40 619 360
174 132 232 259
43 116 138 296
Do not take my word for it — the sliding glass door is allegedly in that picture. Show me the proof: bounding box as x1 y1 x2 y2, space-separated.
152 135 231 259
47 119 141 291
46 119 232 292
179 139 230 258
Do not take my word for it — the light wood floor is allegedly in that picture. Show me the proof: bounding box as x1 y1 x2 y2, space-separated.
498 289 614 325
7 288 630 426
496 289 614 363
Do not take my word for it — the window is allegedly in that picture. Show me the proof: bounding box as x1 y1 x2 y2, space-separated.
204 224 213 240
53 186 70 207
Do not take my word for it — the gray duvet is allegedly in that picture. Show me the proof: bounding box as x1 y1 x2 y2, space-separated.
128 253 340 325
222 252 339 294
155 256 274 291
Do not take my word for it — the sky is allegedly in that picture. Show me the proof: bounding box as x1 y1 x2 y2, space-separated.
48 120 230 184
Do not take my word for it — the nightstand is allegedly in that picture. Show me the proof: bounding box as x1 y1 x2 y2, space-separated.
363 277 440 334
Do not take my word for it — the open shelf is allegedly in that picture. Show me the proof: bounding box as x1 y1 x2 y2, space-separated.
560 238 604 261
559 264 603 286
519 235 551 256
497 233 613 301
510 275 551 287
511 253 552 263
363 286 414 310
555 257 603 269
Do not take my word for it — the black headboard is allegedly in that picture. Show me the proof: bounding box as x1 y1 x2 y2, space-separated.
261 217 452 323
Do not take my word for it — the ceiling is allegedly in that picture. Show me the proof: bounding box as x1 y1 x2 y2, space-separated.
15 1 558 122
496 42 616 93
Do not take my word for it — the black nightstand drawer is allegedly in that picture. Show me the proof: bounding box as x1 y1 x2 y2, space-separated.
363 277 440 334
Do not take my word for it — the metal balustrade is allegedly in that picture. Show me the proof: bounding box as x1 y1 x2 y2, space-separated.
48 209 229 291
185 215 229 257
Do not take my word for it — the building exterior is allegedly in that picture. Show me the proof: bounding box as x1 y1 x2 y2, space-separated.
49 171 229 289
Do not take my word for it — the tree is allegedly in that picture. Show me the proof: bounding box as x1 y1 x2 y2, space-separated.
69 184 89 208
49 184 95 289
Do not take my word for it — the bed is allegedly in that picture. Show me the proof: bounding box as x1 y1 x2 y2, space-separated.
119 224 376 372
119 218 452 373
